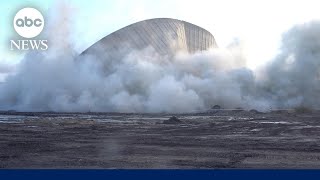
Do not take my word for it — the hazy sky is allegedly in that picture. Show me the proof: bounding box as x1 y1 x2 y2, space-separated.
1 0 320 69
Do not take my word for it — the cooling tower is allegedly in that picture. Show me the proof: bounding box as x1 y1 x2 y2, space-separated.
80 18 217 61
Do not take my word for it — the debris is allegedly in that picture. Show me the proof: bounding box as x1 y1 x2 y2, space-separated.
163 116 182 124
211 105 221 110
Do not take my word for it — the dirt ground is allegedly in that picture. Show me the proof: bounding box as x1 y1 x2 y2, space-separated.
1 110 320 168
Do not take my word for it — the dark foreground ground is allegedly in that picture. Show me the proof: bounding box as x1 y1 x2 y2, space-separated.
0 109 320 168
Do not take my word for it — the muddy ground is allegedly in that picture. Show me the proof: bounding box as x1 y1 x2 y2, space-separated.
0 110 320 168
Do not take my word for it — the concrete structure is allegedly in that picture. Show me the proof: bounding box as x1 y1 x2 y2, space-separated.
80 18 217 61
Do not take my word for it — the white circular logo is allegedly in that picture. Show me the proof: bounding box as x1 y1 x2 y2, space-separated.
13 8 44 38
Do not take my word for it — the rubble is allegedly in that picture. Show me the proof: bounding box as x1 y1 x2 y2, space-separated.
211 105 221 110
162 116 182 124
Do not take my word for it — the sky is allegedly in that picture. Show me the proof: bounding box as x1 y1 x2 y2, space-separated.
1 0 320 76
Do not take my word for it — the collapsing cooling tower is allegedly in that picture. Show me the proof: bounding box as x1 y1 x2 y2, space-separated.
80 18 217 61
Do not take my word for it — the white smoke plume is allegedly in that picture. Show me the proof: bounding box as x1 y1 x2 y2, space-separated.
255 21 320 109
1 4 320 112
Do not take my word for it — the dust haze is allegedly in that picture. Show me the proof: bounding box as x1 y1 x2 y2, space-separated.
1 6 320 113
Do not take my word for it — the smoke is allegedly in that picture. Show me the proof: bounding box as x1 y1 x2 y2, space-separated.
1 5 320 112
0 62 14 74
0 62 15 82
255 21 320 109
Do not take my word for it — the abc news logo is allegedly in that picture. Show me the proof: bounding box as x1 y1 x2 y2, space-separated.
16 17 43 27
10 7 48 51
